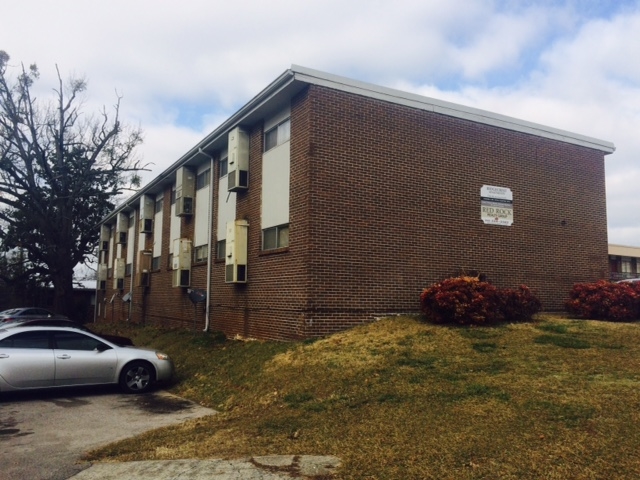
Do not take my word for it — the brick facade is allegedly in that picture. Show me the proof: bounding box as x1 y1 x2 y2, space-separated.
97 68 611 341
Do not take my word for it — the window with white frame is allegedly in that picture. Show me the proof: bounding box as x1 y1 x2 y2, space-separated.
194 245 208 263
262 109 291 250
216 150 236 256
264 119 290 152
219 156 228 178
263 224 289 250
216 240 226 260
196 169 210 190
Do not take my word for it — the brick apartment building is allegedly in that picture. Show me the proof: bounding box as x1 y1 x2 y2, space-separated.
96 66 615 340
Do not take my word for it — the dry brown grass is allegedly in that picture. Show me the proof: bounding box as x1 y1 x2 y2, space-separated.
88 315 640 479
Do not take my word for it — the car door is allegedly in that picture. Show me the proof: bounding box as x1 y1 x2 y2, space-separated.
0 330 55 389
52 331 118 386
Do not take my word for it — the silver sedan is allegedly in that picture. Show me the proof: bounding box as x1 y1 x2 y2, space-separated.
0 326 174 394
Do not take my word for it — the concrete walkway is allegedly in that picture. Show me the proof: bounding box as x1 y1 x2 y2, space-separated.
68 455 341 479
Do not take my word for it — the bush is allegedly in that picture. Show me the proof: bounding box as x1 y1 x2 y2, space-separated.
419 276 541 325
565 280 640 321
500 285 543 322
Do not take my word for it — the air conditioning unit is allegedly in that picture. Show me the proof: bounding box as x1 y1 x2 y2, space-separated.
172 269 191 288
100 225 110 250
98 263 108 291
172 239 192 288
140 218 153 233
228 127 249 192
175 196 193 216
137 270 150 287
113 258 125 290
98 264 108 281
117 232 127 244
225 220 248 283
139 194 155 231
116 212 129 234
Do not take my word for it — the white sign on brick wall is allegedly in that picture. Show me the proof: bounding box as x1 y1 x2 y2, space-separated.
481 185 513 226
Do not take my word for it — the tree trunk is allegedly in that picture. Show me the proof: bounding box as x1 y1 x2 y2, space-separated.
52 265 75 319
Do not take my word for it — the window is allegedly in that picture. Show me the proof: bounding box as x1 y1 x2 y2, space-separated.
167 253 173 270
196 169 211 190
170 188 176 205
262 224 289 250
194 245 208 263
155 197 163 214
216 240 226 259
219 157 228 178
151 256 161 271
0 331 50 349
53 331 106 351
264 119 290 152
125 263 132 276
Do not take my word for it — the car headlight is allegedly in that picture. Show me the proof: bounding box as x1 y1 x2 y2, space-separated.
156 352 170 360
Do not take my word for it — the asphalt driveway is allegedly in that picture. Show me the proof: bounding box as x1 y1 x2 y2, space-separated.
0 386 216 480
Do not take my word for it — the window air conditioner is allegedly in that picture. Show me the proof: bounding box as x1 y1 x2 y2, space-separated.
175 196 193 216
225 220 248 284
98 264 108 282
137 270 150 287
225 264 247 283
140 218 153 233
227 127 249 192
172 269 190 288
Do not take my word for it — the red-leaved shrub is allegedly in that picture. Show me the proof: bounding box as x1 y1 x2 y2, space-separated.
500 285 543 322
420 276 541 325
565 280 640 321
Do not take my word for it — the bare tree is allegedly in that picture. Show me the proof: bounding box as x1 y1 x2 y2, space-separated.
0 51 145 317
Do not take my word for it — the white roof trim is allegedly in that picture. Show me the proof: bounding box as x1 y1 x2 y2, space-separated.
291 65 615 154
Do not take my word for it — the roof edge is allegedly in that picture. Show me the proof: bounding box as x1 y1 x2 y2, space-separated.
290 65 615 155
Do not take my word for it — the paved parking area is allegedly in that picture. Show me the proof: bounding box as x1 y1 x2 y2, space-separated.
0 386 216 480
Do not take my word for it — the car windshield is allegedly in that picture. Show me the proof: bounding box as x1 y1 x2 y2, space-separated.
0 309 20 315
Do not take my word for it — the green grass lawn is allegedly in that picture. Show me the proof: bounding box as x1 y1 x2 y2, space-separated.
88 315 640 479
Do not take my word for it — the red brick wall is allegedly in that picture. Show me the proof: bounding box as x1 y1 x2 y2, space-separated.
97 83 609 341
295 85 608 337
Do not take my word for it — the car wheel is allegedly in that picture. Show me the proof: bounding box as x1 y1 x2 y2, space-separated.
119 361 155 394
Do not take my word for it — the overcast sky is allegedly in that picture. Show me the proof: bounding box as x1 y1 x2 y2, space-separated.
2 0 639 246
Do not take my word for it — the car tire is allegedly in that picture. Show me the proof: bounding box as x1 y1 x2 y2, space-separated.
119 361 155 394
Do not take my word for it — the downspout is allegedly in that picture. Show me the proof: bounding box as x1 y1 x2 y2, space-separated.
93 234 100 324
129 212 136 321
200 148 215 331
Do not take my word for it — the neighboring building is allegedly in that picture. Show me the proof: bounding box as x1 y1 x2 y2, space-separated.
96 66 615 340
609 244 640 281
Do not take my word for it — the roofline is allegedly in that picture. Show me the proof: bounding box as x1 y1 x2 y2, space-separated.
101 65 615 224
290 65 616 155
102 69 299 223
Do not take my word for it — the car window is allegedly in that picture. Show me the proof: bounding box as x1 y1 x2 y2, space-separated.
53 331 107 351
0 331 51 349
34 308 52 316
